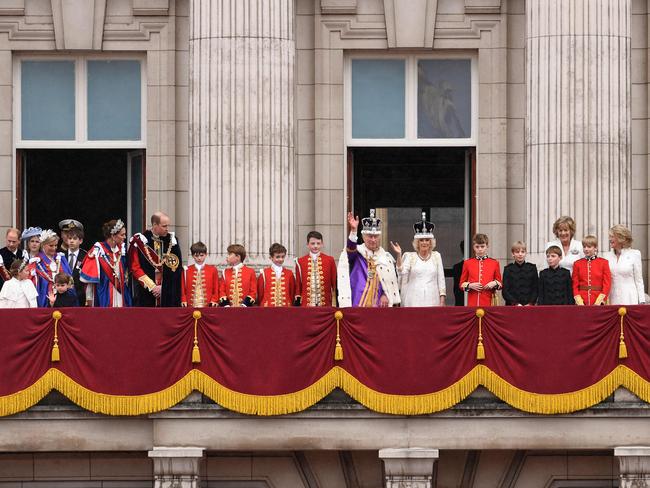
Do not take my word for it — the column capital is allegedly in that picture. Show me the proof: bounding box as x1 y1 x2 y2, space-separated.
148 447 205 484
379 448 439 488
615 447 650 487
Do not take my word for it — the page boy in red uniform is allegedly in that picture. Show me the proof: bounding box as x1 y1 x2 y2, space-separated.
460 233 502 307
257 243 296 307
294 231 337 307
181 241 220 308
572 235 611 306
218 244 257 307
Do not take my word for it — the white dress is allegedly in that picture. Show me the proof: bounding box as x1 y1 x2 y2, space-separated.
605 248 646 305
399 251 446 307
0 277 38 308
545 238 584 274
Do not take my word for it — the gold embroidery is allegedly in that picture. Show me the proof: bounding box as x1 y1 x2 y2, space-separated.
306 257 325 306
191 268 206 308
229 270 243 306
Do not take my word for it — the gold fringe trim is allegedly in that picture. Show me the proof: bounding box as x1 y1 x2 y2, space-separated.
336 367 479 415
195 369 339 416
1 365 649 417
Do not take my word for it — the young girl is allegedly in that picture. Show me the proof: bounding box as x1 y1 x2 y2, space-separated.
0 259 38 308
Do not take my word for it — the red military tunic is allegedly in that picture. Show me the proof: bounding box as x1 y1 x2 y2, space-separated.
219 264 257 306
572 256 611 305
295 253 337 307
181 264 220 307
257 267 296 307
459 256 503 307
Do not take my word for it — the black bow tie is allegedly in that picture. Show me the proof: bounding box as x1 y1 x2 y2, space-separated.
476 255 488 261
586 255 597 261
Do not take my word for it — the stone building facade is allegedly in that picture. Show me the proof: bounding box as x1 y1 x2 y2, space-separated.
1 0 650 486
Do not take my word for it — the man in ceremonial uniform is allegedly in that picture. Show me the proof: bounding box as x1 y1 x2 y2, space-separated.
459 233 502 307
0 228 21 289
129 211 183 307
294 231 337 307
181 242 220 308
572 235 611 306
338 210 400 307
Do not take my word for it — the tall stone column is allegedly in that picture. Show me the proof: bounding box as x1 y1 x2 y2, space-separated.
615 447 650 487
189 0 295 265
379 448 439 488
526 0 631 254
148 447 205 488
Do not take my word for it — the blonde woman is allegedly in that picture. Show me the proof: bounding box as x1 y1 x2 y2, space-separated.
390 213 446 307
606 225 645 305
545 216 584 273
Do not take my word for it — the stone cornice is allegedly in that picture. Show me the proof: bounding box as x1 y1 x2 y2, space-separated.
0 20 54 40
321 19 386 40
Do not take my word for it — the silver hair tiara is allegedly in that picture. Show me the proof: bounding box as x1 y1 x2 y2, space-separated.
111 219 125 235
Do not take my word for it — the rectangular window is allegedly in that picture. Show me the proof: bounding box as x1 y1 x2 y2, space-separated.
351 59 405 139
417 59 471 139
21 61 75 140
347 55 476 146
16 55 145 148
87 60 142 140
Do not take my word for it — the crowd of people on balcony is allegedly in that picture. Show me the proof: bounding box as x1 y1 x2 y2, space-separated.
0 211 645 309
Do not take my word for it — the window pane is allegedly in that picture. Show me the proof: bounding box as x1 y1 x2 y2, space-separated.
87 60 141 140
418 59 471 138
352 59 405 139
21 61 75 140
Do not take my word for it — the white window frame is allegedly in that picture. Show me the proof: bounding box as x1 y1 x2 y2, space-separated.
345 52 478 147
13 53 147 149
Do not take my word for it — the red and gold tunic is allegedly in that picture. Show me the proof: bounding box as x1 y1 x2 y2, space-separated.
257 267 296 307
572 256 611 305
181 264 220 307
295 253 337 307
219 265 257 306
459 256 502 307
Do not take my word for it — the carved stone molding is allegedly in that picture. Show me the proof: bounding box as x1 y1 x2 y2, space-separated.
615 447 650 488
149 447 205 488
133 0 170 16
321 19 386 40
379 448 439 488
383 0 437 48
464 0 501 14
51 0 106 50
320 0 357 15
0 21 54 41
434 18 500 39
103 21 166 41
0 0 24 16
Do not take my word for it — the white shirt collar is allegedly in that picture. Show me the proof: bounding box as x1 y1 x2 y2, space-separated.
309 252 320 260
272 263 283 276
232 263 243 272
195 262 205 271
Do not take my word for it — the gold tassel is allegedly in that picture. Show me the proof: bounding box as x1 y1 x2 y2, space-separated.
476 308 485 360
334 310 344 361
618 307 628 359
192 310 202 364
51 311 61 362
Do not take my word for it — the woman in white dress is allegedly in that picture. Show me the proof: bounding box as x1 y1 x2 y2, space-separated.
605 225 645 305
390 213 446 307
545 216 584 274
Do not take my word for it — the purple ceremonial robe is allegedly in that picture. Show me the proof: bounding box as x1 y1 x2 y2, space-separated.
347 238 384 307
